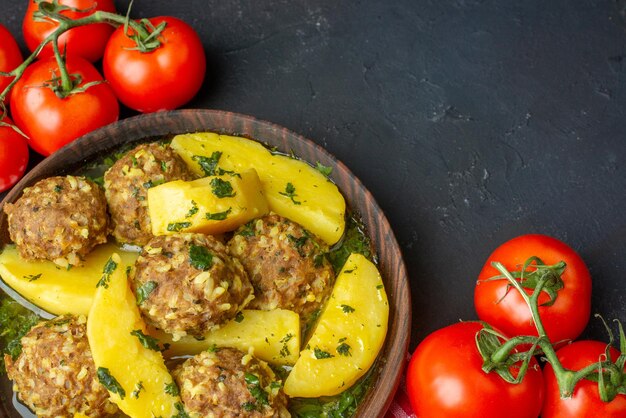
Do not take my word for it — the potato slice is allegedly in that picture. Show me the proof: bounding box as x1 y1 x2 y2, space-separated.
0 243 138 316
153 309 300 366
283 253 388 397
170 132 346 245
87 253 183 417
147 168 269 236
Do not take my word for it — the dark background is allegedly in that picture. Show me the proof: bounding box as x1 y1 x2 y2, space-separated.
1 0 625 350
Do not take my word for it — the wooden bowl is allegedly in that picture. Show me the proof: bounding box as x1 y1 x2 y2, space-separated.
0 109 411 417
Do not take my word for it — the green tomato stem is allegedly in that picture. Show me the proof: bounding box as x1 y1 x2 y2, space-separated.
0 5 152 104
490 261 581 398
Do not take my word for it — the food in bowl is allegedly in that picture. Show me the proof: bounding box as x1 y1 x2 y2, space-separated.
0 132 389 417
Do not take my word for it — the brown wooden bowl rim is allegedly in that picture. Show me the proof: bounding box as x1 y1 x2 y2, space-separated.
0 109 411 418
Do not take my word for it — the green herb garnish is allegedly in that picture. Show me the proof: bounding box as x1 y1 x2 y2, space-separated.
0 300 40 371
238 220 256 237
327 215 372 273
165 381 180 396
143 179 165 189
97 367 126 399
185 201 199 218
245 373 269 407
193 152 222 176
167 222 191 232
206 207 232 221
279 182 301 205
171 402 190 418
210 178 235 198
287 234 308 256
235 311 245 323
96 257 118 288
341 304 355 313
189 245 214 270
53 185 63 193
131 381 144 399
316 162 333 178
337 341 352 357
130 329 161 351
136 281 157 305
313 347 334 359
242 402 257 411
24 273 42 282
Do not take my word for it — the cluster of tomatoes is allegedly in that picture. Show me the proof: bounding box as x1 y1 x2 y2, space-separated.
0 0 207 192
406 235 626 418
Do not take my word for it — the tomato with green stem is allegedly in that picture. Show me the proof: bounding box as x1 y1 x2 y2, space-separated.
542 340 626 418
9 55 119 156
0 24 23 102
475 234 591 344
103 16 206 113
0 116 29 193
406 321 544 418
22 0 116 63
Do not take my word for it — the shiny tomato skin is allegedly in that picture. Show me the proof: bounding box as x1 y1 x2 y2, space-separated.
22 0 116 62
475 234 591 344
10 56 119 156
542 340 626 417
103 16 206 113
0 116 29 193
406 322 544 418
0 23 23 99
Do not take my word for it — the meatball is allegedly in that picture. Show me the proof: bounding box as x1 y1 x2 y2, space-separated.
132 233 254 340
4 176 108 267
104 142 193 246
228 213 335 322
4 315 117 417
172 347 290 418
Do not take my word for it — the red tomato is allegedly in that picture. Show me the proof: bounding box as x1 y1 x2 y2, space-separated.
22 0 116 62
475 234 591 343
10 55 119 156
542 340 626 417
406 322 544 418
0 116 29 192
0 23 23 99
103 16 206 113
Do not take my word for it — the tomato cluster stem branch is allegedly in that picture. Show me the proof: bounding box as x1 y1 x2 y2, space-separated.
0 6 150 105
490 261 581 398
50 34 72 93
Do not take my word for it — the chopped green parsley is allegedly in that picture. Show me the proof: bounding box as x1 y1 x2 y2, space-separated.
165 381 180 396
210 178 235 198
189 244 214 270
341 304 355 313
193 152 222 176
279 182 301 205
185 201 199 218
130 329 161 351
136 281 157 305
96 257 118 288
313 347 334 359
206 207 232 221
167 222 191 232
316 162 333 178
97 367 125 399
24 273 42 282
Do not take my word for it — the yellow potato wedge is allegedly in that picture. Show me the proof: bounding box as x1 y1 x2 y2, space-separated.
87 253 183 417
148 168 269 236
0 243 138 316
283 253 388 397
170 132 346 245
153 309 300 366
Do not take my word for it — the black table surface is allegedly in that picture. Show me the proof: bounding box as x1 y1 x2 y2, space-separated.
1 0 625 351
